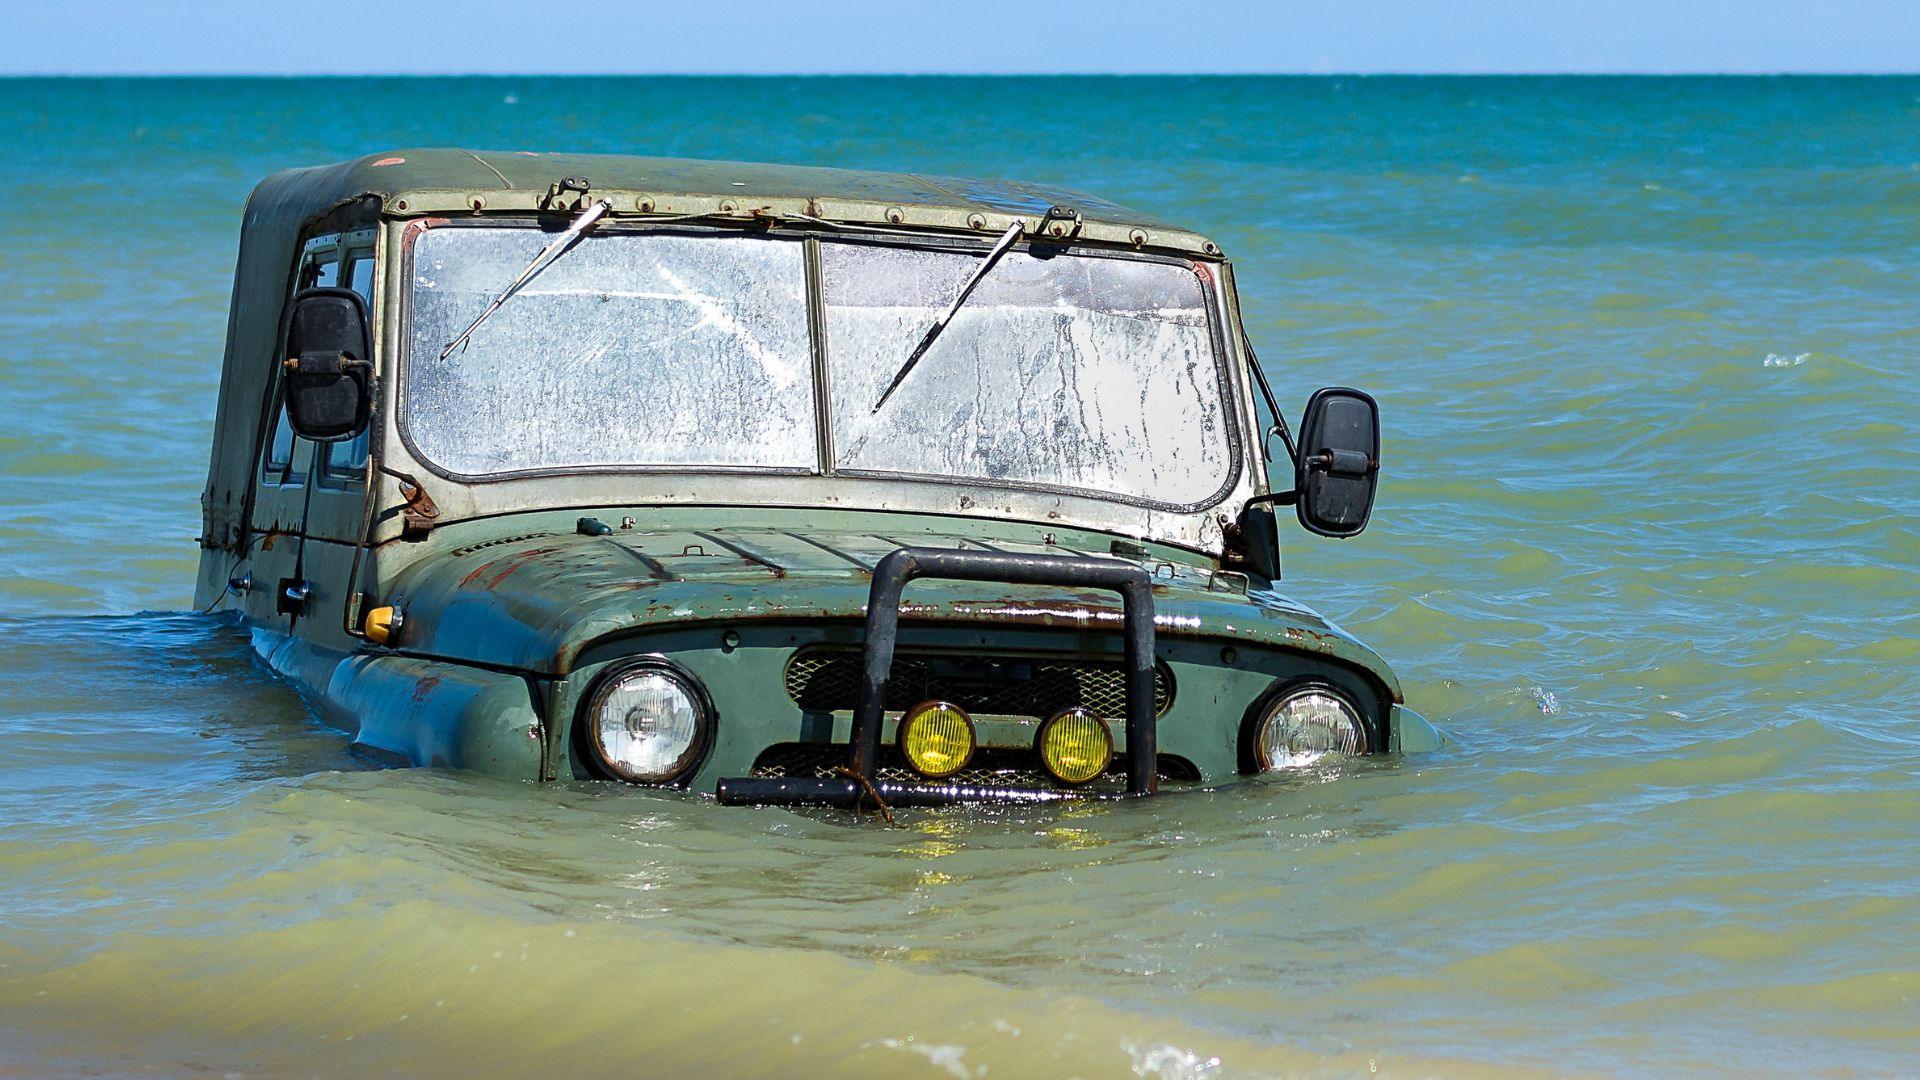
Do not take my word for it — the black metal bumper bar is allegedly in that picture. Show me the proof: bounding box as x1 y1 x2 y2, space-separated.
716 546 1158 808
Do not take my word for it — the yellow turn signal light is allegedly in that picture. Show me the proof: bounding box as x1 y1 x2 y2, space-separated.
363 605 403 646
896 700 975 779
1036 708 1114 785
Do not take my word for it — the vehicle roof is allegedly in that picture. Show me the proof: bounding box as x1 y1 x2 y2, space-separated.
251 148 1220 256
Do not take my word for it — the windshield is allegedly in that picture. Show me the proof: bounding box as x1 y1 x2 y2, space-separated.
403 227 1235 508
405 227 816 476
822 241 1231 507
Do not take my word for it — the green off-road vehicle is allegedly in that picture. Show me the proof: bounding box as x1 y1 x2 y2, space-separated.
194 149 1437 809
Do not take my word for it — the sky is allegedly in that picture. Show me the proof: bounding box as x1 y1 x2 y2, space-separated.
7 0 1918 75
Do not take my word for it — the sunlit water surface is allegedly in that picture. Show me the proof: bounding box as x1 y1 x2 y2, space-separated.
1 76 1916 1077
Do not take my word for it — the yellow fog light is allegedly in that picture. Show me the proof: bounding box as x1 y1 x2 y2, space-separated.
896 700 975 779
1036 708 1113 786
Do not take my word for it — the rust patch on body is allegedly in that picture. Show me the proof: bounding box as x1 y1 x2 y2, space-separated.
410 672 444 704
483 547 558 590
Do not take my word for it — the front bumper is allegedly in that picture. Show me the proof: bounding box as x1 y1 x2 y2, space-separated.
719 775 1100 807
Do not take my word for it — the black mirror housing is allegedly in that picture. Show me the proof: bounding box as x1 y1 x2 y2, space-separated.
280 287 372 442
1294 387 1379 538
1230 502 1282 582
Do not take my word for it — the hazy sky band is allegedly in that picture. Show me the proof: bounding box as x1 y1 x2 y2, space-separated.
10 0 1920 75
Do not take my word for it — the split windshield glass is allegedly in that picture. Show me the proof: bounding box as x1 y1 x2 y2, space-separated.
406 228 816 476
403 226 1234 506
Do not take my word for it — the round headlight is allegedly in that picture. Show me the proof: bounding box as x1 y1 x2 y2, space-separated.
1249 685 1368 770
581 661 712 785
1035 708 1114 786
896 700 975 779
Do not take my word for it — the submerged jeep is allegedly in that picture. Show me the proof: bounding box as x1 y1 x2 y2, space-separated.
194 148 1438 808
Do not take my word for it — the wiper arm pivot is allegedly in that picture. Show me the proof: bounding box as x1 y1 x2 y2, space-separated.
871 219 1025 413
440 197 613 359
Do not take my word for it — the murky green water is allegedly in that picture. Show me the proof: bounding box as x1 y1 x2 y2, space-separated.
1 77 1915 1076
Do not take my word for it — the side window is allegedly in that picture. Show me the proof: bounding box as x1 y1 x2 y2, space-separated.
324 430 372 481
321 246 377 485
262 390 298 483
301 255 340 290
347 255 373 299
322 427 372 483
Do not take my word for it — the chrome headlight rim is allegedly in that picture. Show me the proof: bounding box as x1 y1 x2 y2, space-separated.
575 655 716 787
1238 678 1373 774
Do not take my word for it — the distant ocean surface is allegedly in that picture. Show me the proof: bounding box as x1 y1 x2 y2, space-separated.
1 76 1915 1076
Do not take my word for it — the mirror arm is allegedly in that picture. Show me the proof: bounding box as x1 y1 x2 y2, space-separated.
1241 489 1297 509
1237 337 1301 514
1241 336 1298 466
1300 449 1379 477
283 351 369 378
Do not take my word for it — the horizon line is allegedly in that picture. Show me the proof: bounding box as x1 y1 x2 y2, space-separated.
4 70 1919 79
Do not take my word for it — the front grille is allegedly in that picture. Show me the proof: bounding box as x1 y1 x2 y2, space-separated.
784 647 1173 719
749 742 1201 792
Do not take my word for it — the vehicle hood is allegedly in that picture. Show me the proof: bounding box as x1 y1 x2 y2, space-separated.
384 525 1397 695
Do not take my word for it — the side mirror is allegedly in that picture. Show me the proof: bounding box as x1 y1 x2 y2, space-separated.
1294 387 1379 538
279 287 372 442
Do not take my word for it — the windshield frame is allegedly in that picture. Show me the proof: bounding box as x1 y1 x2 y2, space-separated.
393 219 1245 516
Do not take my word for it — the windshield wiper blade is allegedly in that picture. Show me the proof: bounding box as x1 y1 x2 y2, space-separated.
439 198 613 360
871 219 1026 413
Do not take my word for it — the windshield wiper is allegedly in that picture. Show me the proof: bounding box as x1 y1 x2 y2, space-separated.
439 198 613 359
871 219 1026 413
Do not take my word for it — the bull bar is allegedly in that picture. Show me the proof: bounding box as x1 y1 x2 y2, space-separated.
716 547 1158 808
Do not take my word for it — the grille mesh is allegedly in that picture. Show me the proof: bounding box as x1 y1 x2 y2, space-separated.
749 742 1200 791
784 648 1172 719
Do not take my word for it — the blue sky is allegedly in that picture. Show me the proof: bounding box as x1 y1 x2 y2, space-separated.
8 0 1918 74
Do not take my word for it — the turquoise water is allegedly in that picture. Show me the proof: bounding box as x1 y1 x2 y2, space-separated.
1 76 1916 1076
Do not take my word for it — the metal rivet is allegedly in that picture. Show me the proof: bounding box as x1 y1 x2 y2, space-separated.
637 196 655 212
721 629 741 652
1130 228 1148 246
886 206 905 224
1048 222 1067 237
395 199 409 211
469 195 486 213
1220 646 1238 665
720 199 737 213
967 213 987 230
1203 241 1220 255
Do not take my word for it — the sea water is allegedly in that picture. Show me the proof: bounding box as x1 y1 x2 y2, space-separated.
0 76 1915 1076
